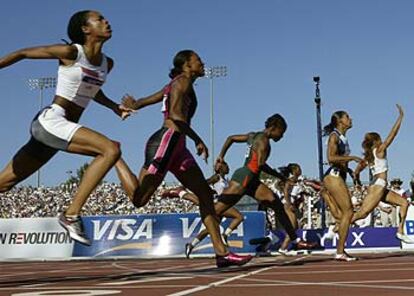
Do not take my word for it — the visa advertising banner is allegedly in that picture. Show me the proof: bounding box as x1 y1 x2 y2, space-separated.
73 212 266 257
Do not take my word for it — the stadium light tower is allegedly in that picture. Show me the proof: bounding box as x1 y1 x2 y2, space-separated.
27 77 57 187
313 76 325 228
205 66 227 173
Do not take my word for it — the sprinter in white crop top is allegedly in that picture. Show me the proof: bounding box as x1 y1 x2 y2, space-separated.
0 10 131 246
352 104 413 243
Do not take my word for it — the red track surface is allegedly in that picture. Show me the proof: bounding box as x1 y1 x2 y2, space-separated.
1 252 414 296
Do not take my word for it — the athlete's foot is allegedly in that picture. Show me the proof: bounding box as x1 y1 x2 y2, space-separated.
161 188 182 199
396 232 414 244
335 252 358 262
185 243 194 259
216 252 253 268
293 239 318 250
58 213 91 246
277 248 291 256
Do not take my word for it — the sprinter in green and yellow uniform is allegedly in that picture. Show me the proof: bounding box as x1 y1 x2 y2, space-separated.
214 114 317 251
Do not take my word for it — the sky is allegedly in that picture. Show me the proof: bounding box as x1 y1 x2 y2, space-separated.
1 0 414 188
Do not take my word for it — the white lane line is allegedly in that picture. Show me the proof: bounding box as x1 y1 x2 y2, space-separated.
99 276 193 285
253 259 414 269
216 278 414 291
166 266 275 296
166 256 308 296
224 278 414 287
260 267 414 276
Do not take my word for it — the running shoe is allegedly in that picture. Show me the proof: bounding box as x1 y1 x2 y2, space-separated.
396 232 414 244
58 213 91 246
277 248 289 256
293 239 318 250
185 243 194 259
216 252 253 268
335 252 358 262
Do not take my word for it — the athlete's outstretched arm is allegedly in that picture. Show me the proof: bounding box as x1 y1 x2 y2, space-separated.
378 104 404 153
327 133 362 165
0 44 77 69
94 90 130 120
92 58 130 120
261 164 287 181
217 133 250 162
121 89 165 111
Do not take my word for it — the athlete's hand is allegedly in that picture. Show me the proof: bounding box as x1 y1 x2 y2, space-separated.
116 104 134 120
196 142 209 163
396 104 404 117
121 94 138 110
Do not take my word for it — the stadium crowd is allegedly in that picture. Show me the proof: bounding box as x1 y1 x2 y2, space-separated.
1 176 413 229
0 182 197 219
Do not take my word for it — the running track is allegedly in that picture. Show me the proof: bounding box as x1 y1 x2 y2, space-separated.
1 252 414 296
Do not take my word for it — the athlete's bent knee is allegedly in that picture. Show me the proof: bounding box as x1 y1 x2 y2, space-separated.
103 142 121 162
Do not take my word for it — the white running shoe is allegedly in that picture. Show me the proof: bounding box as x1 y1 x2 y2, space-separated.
278 248 289 256
396 233 414 244
58 213 91 246
335 252 358 262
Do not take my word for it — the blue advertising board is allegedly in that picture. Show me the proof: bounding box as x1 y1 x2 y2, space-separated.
73 212 266 257
268 227 401 250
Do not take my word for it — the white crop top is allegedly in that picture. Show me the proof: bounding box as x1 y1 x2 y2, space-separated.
55 44 108 108
211 176 229 196
370 148 388 176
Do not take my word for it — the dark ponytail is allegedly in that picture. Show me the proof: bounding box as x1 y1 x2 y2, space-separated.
323 110 347 136
169 50 194 79
67 10 91 45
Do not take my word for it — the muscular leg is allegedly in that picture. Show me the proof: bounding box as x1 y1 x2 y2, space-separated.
352 185 385 223
320 188 342 222
194 206 243 243
384 190 409 235
280 205 298 250
115 158 163 208
0 139 56 192
175 165 228 256
323 175 353 255
254 183 298 242
65 127 121 216
223 207 244 235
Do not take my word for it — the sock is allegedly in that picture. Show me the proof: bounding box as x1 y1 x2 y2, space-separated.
65 214 79 220
191 238 200 247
